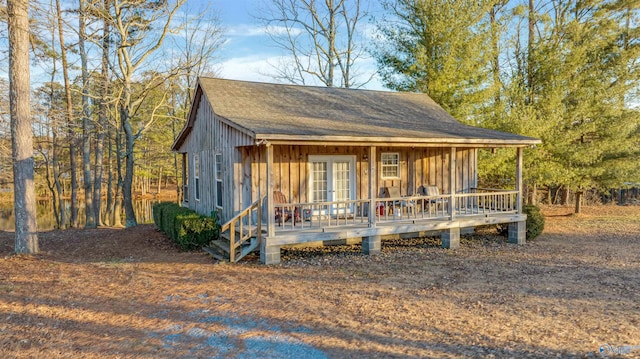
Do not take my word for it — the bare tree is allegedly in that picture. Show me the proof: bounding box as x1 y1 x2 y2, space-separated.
55 0 79 228
7 0 38 253
258 0 370 88
77 0 96 228
92 0 111 226
105 0 185 227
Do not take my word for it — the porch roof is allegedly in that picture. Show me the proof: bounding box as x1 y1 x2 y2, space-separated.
172 77 540 150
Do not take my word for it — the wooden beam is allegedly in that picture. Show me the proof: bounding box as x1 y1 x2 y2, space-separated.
449 147 456 219
368 146 377 228
516 147 523 214
260 138 540 148
266 143 275 237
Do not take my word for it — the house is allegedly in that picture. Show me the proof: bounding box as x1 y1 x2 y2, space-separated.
171 77 541 264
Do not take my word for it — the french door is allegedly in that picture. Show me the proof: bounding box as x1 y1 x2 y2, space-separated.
309 155 356 216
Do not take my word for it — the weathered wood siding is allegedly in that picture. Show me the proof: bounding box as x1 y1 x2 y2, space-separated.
179 92 253 222
250 145 477 204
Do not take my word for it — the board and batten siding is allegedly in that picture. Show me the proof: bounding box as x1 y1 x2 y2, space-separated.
249 145 478 205
180 92 253 222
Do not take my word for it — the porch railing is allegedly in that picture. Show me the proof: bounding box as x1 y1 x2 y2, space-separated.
269 189 519 231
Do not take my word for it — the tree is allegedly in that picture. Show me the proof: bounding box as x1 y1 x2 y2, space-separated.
258 0 370 88
103 0 190 227
55 0 79 228
92 0 111 226
78 0 96 228
376 0 640 210
375 0 493 120
7 0 38 253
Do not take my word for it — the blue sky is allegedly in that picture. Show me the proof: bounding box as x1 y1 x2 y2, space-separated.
199 0 386 90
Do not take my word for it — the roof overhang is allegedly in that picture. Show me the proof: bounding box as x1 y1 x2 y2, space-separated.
253 134 542 148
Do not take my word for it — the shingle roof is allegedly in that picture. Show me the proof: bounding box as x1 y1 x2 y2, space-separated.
173 77 540 149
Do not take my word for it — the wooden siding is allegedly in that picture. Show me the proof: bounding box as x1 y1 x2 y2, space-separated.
180 92 253 221
249 145 477 205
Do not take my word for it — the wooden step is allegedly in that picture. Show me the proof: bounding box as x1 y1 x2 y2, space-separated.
203 246 229 261
220 225 264 239
239 239 259 258
210 239 231 254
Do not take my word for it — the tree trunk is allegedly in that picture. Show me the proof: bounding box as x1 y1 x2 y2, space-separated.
530 182 537 205
113 128 124 227
121 107 137 227
55 0 78 228
104 129 114 225
45 63 61 229
78 0 95 228
527 0 535 103
490 3 501 109
8 0 39 254
561 186 569 206
575 191 583 213
92 14 109 226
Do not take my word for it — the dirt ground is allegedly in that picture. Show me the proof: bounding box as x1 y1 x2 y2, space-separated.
1 205 639 358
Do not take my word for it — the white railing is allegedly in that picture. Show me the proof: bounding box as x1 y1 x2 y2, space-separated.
270 190 518 232
455 190 518 215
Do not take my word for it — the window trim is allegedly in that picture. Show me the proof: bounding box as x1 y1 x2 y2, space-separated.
193 152 200 201
215 153 223 210
381 152 400 179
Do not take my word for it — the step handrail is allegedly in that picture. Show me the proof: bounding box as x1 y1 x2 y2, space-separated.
220 196 264 262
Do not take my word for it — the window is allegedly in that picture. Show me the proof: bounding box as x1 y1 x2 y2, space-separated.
193 153 200 201
215 153 223 208
183 154 189 202
381 153 399 178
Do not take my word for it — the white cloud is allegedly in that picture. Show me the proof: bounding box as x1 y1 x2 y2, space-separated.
225 24 301 38
217 54 285 83
217 53 385 90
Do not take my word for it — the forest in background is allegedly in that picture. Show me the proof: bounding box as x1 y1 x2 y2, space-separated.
1 0 223 229
374 0 640 206
2 0 640 235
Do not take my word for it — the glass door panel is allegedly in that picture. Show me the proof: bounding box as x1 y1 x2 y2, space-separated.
309 156 355 216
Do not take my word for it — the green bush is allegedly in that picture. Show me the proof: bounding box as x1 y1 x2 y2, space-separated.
152 202 219 251
496 204 545 240
523 204 545 240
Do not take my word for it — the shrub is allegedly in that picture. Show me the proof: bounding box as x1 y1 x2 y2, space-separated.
523 204 545 240
152 202 218 251
496 204 545 240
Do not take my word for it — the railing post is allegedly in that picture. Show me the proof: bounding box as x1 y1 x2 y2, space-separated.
229 220 235 263
449 147 456 219
368 146 377 228
516 147 523 214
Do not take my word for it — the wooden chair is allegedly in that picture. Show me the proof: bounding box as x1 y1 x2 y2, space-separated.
380 186 406 216
418 185 446 211
273 191 301 226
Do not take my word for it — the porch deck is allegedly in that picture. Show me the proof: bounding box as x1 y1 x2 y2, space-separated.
213 189 526 264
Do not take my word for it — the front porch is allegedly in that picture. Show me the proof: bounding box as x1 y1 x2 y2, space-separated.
258 188 526 264
210 186 527 264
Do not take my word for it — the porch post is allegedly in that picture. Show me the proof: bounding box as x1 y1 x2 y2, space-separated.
509 147 526 244
261 142 281 264
266 143 275 237
516 147 523 214
363 146 380 255
368 146 377 228
449 147 456 219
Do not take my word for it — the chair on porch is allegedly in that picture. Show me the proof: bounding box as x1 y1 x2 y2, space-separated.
273 191 300 226
417 185 447 212
380 186 411 216
273 191 312 226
